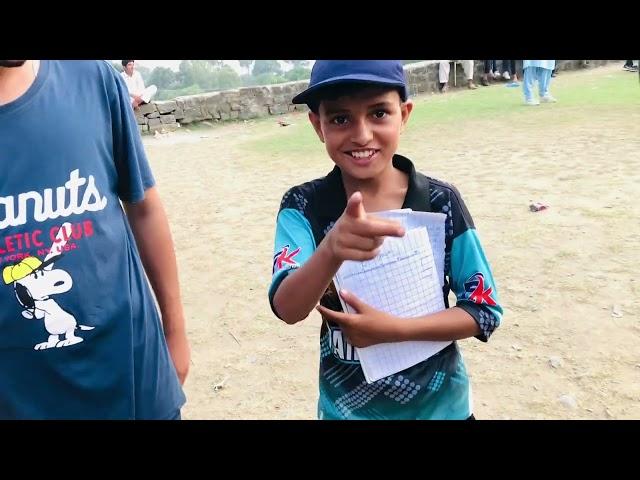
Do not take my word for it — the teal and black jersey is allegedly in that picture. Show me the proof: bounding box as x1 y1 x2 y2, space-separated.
269 155 502 419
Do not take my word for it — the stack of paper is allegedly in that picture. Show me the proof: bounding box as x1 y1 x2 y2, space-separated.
332 210 450 383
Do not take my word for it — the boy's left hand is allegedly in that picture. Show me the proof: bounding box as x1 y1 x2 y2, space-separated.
316 290 405 348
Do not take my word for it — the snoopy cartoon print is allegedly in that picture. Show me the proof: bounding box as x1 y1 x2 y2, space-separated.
2 222 94 350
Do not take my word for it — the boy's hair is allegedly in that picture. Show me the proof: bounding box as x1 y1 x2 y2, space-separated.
292 60 409 112
307 83 406 114
121 60 134 68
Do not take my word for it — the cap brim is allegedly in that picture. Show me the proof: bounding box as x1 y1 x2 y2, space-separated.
292 73 407 104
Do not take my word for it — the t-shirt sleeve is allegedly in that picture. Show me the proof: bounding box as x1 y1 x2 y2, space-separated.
104 62 155 203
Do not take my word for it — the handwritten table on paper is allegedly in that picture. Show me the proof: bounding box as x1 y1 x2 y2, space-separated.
333 211 450 383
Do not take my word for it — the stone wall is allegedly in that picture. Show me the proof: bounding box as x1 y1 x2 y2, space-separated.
134 60 617 133
134 81 310 133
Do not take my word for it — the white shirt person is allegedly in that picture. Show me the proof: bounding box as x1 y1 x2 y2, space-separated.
120 60 157 108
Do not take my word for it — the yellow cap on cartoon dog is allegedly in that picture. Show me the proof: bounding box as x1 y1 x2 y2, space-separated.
2 257 43 284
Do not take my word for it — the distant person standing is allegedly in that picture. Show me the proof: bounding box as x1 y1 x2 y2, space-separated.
522 60 556 106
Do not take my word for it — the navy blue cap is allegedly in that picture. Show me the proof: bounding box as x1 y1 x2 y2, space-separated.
291 60 409 105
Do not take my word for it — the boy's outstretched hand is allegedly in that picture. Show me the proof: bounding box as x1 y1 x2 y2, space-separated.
324 191 405 263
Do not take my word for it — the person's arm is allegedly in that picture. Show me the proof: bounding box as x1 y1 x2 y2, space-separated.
317 290 480 347
107 61 190 383
124 188 190 384
270 191 404 324
273 238 341 324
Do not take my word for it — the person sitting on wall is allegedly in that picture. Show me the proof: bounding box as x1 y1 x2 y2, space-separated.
120 60 157 109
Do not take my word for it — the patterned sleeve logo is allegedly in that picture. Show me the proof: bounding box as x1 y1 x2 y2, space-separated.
273 244 301 274
464 272 496 306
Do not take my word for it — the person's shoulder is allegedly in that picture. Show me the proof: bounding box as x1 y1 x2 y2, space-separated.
55 60 118 78
58 61 124 91
48 61 123 95
415 169 463 198
415 169 476 230
278 175 329 215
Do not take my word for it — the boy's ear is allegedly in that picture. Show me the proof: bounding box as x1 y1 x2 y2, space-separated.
308 111 325 144
400 100 414 132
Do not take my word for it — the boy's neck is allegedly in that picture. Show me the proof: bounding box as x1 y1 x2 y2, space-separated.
342 159 409 212
0 60 38 106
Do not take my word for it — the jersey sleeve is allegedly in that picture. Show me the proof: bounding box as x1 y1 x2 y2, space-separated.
447 186 503 342
268 188 317 318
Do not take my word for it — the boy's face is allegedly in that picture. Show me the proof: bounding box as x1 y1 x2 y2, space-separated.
309 86 413 181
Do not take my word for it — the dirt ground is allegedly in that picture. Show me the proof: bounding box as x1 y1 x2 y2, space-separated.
143 64 640 419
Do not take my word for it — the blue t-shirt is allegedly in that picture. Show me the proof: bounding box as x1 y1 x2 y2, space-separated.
0 60 185 419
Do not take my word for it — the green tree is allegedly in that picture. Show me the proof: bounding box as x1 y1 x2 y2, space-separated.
252 60 282 76
177 60 216 89
213 65 241 90
149 67 177 89
287 60 310 69
177 60 196 86
174 61 242 92
285 67 311 81
239 60 254 75
253 72 287 86
136 64 151 82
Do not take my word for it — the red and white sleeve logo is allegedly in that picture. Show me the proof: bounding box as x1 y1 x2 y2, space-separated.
272 244 301 274
463 272 497 306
